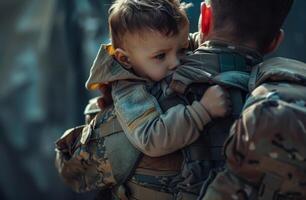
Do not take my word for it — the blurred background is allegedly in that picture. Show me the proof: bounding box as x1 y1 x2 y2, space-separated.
0 0 305 200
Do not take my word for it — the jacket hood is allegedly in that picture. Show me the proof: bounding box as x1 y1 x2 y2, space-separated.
86 44 145 90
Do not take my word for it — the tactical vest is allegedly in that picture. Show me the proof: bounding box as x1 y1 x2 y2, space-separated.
164 45 262 195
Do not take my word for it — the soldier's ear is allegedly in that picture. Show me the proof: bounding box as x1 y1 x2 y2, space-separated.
263 29 284 54
114 48 132 68
199 2 212 39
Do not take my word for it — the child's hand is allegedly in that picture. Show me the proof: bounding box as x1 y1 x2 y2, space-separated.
200 85 232 118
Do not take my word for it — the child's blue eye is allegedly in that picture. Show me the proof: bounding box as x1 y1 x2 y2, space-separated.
154 53 166 60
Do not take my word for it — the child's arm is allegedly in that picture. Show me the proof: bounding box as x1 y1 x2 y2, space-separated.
112 80 230 157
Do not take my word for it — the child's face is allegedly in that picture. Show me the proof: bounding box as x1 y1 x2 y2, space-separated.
122 24 189 81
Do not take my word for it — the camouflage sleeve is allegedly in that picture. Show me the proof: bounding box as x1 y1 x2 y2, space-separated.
112 80 212 157
202 98 306 199
55 125 116 193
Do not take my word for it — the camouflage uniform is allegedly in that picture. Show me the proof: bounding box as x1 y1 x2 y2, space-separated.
55 40 263 199
202 57 306 200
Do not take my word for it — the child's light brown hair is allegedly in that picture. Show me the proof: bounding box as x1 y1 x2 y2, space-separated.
108 0 191 49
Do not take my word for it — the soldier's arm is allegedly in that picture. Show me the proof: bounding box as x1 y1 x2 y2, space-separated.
201 100 270 200
112 80 212 157
203 98 306 199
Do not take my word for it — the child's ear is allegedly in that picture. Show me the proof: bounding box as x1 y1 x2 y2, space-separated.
114 48 131 68
263 29 284 54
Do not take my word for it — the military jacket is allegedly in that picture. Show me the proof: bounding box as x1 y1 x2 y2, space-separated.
202 57 306 200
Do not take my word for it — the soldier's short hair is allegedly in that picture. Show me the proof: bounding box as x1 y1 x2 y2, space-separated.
210 0 294 52
108 0 191 49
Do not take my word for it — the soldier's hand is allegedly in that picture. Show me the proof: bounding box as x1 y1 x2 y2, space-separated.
98 84 113 109
200 85 232 118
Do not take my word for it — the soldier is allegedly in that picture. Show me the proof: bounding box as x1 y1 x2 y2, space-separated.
197 0 306 199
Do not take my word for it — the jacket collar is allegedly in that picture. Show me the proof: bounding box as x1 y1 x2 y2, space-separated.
249 57 306 91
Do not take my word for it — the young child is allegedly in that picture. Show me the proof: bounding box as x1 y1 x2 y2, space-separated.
86 0 231 156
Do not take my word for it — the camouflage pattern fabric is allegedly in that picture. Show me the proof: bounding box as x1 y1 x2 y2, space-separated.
202 57 306 200
55 107 117 193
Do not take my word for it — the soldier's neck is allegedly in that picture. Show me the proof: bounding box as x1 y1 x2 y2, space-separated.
205 35 259 52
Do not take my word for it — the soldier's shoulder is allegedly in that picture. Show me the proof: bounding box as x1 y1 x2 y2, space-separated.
241 97 306 144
